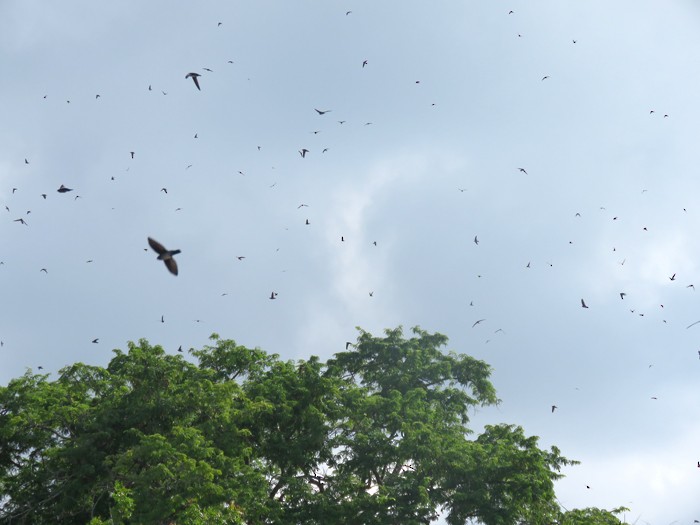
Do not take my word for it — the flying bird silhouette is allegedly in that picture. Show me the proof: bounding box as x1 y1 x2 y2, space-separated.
581 299 589 308
314 108 331 115
518 167 528 174
472 319 486 328
148 237 181 276
57 185 72 193
185 72 202 90
299 149 309 158
551 405 558 413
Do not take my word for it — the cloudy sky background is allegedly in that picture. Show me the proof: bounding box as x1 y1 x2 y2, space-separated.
2 0 700 522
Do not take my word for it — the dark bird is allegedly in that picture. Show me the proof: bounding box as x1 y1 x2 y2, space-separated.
24 158 29 164
473 235 479 245
203 67 213 72
686 320 700 329
472 319 486 328
57 184 72 193
305 219 310 225
236 256 245 260
581 298 589 308
185 72 202 90
178 345 183 352
92 338 99 344
346 10 352 15
620 292 626 299
314 108 331 115
161 188 167 194
551 405 558 413
541 75 550 81
688 284 695 290
14 218 28 225
41 194 46 199
40 268 47 273
369 291 374 297
299 149 309 158
518 167 528 174
12 188 17 193
298 203 309 208
148 237 181 276
362 60 368 67
670 273 676 281
345 342 352 349
161 315 165 323
269 291 278 300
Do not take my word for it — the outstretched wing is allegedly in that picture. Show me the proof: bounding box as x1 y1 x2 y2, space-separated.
148 237 166 255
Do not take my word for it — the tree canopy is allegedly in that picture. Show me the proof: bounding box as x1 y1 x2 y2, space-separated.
0 327 627 524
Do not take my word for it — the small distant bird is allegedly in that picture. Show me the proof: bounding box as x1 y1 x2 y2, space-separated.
185 72 202 90
130 151 135 159
314 108 331 115
687 284 695 290
236 256 245 260
346 10 352 15
473 235 479 245
298 204 309 208
160 188 167 194
345 342 352 349
40 268 47 273
687 321 700 329
526 262 531 268
14 218 28 225
305 219 310 225
620 292 626 299
338 120 346 124
203 67 213 72
148 237 181 276
362 60 368 67
24 158 29 164
541 75 550 81
551 405 558 413
178 345 183 352
341 236 345 242
581 299 589 308
299 149 309 158
518 167 528 174
57 184 72 193
12 188 17 193
92 338 99 344
41 194 47 199
369 291 374 297
269 291 278 300
161 315 165 323
472 319 486 328
670 273 676 281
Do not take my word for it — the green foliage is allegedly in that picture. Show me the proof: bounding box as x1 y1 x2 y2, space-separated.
0 327 626 524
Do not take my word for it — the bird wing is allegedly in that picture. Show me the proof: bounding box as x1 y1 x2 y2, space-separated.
148 237 167 255
164 258 178 276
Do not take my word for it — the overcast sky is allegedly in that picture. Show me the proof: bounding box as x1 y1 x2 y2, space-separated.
2 1 700 522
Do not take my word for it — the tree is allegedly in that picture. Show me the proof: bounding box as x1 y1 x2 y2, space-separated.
0 328 627 524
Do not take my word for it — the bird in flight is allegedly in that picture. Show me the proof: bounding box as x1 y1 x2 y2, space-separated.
541 75 550 81
581 298 589 308
57 184 73 193
362 60 368 68
474 235 479 245
472 319 486 328
299 149 309 158
518 167 528 174
269 291 278 300
551 405 558 413
314 108 331 115
148 237 181 276
92 338 99 344
185 72 202 90
620 292 626 299
670 273 676 281
345 341 352 349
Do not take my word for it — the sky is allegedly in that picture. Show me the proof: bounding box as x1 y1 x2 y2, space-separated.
1 0 699 522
